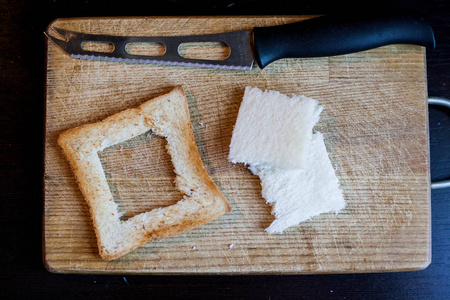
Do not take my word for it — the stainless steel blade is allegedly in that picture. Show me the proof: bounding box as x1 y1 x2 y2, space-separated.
45 27 254 70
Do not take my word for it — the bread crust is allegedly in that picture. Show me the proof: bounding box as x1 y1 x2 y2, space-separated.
58 86 231 260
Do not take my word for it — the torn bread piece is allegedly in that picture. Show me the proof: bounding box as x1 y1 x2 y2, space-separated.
229 86 323 169
229 87 344 233
58 86 231 260
250 133 345 233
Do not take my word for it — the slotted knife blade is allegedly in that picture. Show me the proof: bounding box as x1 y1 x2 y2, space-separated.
46 27 255 70
45 12 435 70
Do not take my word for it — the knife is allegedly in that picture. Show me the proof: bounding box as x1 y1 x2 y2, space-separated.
45 12 435 70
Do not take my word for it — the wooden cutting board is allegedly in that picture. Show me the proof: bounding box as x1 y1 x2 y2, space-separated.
43 16 431 274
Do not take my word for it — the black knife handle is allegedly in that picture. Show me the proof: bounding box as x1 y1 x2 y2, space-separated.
253 12 436 69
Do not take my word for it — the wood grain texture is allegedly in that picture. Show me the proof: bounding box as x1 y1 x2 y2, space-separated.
43 16 431 274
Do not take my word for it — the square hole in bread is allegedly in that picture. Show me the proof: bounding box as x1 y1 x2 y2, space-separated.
98 131 183 221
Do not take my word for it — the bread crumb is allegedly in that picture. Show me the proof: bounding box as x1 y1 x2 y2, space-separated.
198 122 208 131
229 243 235 250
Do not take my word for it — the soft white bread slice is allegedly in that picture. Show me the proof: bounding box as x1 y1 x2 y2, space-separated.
250 133 345 233
229 86 323 169
58 86 231 260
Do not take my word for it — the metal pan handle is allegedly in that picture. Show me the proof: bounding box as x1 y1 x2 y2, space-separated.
428 97 450 189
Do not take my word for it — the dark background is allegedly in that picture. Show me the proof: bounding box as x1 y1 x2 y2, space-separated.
1 0 449 299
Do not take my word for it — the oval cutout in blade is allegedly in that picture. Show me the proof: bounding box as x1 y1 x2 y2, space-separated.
178 42 231 61
81 41 115 53
125 42 166 57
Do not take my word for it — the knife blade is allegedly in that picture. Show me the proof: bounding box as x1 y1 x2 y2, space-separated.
45 12 435 70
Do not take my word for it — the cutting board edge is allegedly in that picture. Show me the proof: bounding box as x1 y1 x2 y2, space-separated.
42 261 433 275
45 15 323 34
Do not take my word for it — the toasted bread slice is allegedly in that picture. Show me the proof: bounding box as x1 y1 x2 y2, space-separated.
58 86 231 260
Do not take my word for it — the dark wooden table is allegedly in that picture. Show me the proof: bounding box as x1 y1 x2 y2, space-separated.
1 1 449 298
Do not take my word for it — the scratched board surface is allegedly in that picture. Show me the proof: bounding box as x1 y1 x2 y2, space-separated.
43 16 431 274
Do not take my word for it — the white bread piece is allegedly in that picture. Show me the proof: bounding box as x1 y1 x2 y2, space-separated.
229 86 323 169
250 132 345 233
58 86 231 260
